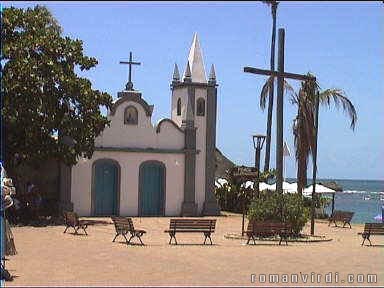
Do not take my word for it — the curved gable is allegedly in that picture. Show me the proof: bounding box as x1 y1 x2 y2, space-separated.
110 91 154 117
156 118 184 134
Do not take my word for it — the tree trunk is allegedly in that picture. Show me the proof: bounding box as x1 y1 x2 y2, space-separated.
296 108 308 195
264 2 278 172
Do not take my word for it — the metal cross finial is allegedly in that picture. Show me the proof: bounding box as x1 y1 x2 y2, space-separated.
119 52 141 91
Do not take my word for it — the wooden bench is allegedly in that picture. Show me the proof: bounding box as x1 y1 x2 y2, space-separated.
359 223 384 246
164 219 216 245
63 211 89 235
328 210 354 228
246 220 292 245
111 217 146 245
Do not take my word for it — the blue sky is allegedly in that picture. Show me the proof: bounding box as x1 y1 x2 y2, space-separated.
3 1 383 180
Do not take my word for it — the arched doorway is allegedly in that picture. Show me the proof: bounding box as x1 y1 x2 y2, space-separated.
139 161 166 216
92 159 120 216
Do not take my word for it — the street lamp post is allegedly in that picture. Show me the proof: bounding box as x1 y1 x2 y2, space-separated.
252 134 266 196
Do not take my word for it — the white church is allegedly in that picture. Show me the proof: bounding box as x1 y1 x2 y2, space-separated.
62 34 221 216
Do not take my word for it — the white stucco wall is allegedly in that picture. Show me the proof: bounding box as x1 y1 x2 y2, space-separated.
71 151 185 216
96 100 184 150
194 88 207 214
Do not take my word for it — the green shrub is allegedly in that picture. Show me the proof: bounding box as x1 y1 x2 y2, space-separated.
247 191 310 236
247 190 282 222
214 183 253 213
302 194 331 209
282 193 310 235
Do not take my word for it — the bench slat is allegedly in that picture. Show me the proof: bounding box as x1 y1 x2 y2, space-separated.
363 223 384 234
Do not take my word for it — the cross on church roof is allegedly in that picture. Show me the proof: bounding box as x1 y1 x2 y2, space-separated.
120 52 141 91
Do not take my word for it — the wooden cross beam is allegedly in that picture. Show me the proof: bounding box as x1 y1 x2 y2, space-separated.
243 28 316 200
244 67 315 82
120 51 141 91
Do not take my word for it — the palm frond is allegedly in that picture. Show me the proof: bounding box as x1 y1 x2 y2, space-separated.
283 79 295 98
259 76 274 110
259 77 295 110
319 89 357 130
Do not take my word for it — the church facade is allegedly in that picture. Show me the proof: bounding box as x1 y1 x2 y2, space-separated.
67 34 220 216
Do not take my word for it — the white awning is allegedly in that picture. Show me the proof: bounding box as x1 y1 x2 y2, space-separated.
303 184 336 196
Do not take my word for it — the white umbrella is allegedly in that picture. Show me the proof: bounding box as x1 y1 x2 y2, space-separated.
243 181 254 189
259 182 274 191
303 184 336 196
268 181 298 193
284 182 298 193
217 178 228 187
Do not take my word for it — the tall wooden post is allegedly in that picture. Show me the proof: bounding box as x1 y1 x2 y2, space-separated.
276 28 285 195
311 91 320 235
243 28 316 225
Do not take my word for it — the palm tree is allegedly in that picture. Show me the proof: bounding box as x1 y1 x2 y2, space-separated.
261 0 279 173
291 75 357 194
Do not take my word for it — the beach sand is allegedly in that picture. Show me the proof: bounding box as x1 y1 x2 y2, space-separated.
4 213 383 286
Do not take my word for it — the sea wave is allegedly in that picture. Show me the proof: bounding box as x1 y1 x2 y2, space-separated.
342 190 384 195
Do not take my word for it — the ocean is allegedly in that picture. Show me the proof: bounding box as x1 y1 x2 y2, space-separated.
287 178 384 224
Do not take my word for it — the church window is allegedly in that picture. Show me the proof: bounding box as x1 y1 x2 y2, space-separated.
196 98 205 116
177 98 181 116
124 106 138 125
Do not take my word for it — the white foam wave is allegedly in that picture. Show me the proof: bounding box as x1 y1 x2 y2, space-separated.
342 190 384 195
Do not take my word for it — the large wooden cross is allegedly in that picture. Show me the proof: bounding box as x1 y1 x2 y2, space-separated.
120 52 141 91
244 28 318 234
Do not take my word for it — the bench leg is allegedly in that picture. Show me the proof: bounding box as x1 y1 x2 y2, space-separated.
82 225 88 235
74 226 79 235
342 221 351 229
63 225 69 234
280 234 288 245
247 235 256 245
122 233 129 244
203 233 213 245
169 232 177 245
361 235 366 246
136 233 144 246
112 233 119 242
127 234 134 244
361 234 372 246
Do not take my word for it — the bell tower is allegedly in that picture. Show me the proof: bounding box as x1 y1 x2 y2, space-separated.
170 33 220 216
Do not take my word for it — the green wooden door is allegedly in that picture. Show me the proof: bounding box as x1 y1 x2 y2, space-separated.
140 162 165 216
94 161 118 216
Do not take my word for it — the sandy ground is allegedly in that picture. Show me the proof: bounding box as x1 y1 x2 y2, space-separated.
3 214 383 287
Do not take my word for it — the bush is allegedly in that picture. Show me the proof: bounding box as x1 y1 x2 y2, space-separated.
247 191 310 236
247 190 282 222
214 183 253 213
302 194 331 209
282 193 310 235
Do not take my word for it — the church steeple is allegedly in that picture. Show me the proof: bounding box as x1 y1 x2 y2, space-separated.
208 64 216 84
173 63 180 82
183 33 207 83
183 62 192 82
170 33 220 216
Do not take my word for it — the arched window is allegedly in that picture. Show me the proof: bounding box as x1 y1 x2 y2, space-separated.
196 98 205 116
177 98 181 116
124 106 138 125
